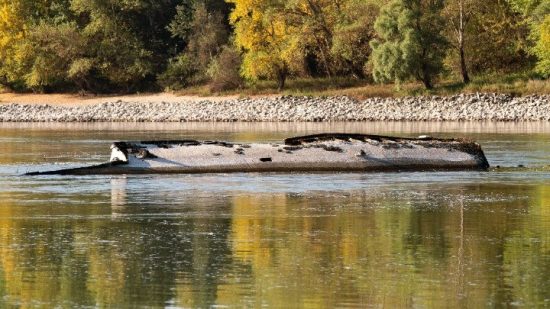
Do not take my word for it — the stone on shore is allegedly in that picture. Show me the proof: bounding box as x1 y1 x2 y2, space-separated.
0 93 548 122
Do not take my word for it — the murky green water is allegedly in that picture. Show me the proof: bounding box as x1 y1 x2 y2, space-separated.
0 122 549 308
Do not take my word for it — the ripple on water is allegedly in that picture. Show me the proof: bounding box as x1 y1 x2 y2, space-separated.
0 123 549 308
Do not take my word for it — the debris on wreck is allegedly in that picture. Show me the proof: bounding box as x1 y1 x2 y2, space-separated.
26 133 490 175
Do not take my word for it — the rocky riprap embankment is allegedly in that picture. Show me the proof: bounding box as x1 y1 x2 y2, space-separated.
0 93 548 122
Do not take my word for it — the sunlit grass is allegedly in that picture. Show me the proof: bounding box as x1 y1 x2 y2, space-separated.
3 72 547 100
175 73 549 99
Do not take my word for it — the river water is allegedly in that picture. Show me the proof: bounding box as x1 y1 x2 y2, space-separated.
0 122 549 308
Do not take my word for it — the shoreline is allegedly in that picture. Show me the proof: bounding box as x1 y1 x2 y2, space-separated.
0 92 243 106
1 93 549 122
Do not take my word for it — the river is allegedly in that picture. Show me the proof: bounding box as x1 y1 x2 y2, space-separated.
0 122 549 308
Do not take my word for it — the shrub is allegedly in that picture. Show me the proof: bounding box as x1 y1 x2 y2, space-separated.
157 54 198 91
207 46 244 92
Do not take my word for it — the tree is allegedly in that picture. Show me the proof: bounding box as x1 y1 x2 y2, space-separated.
0 0 47 88
370 0 448 89
184 3 229 74
228 0 302 90
444 0 472 83
2 0 184 92
167 1 194 43
284 0 338 78
157 53 198 90
331 0 380 78
0 0 25 87
0 0 79 90
19 22 87 92
231 0 381 81
464 1 531 74
507 0 550 77
207 44 244 91
70 0 167 91
160 1 230 89
534 15 550 77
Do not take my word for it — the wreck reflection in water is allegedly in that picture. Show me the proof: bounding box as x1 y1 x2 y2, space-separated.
0 122 549 307
1 179 549 307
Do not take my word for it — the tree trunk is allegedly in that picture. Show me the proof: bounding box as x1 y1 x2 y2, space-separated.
459 47 470 84
315 37 332 78
420 59 433 90
422 72 433 90
277 70 286 91
458 0 470 84
423 79 433 90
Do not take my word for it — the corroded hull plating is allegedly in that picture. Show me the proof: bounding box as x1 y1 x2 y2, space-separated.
26 133 490 175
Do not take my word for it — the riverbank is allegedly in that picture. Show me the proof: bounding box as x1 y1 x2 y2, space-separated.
0 93 548 122
0 92 241 106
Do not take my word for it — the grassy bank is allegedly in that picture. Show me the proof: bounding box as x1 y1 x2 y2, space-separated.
176 73 550 99
1 73 548 103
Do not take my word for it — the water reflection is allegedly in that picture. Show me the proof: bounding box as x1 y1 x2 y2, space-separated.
0 123 549 307
3 121 550 134
111 177 127 217
1 180 548 307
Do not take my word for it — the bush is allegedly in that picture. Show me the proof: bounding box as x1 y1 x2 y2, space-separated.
20 22 87 91
157 54 198 90
207 46 244 92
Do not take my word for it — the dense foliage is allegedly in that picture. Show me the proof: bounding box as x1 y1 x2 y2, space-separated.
0 0 546 92
370 0 447 89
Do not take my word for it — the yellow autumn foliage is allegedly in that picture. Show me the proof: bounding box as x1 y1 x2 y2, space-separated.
228 0 302 88
0 1 27 82
535 15 550 76
0 0 545 92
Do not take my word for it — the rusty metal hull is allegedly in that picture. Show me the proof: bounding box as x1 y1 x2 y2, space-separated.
26 133 490 175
